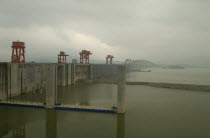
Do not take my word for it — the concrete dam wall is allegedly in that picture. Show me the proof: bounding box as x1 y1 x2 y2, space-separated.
0 63 8 100
0 63 125 100
0 63 57 100
0 63 127 113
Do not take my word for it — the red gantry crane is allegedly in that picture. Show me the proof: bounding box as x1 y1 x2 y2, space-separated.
106 55 114 64
58 51 69 63
11 41 26 63
79 50 92 64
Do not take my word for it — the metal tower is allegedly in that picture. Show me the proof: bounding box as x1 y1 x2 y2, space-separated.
11 41 25 63
58 51 69 63
79 50 92 64
125 59 133 64
106 55 114 64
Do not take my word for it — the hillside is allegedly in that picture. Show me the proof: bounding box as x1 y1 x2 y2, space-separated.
132 60 157 68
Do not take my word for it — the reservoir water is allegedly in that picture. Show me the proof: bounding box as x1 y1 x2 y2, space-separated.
127 68 210 85
1 83 210 137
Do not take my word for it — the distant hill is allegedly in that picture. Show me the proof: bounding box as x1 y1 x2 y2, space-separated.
163 56 210 68
132 60 157 68
127 60 157 72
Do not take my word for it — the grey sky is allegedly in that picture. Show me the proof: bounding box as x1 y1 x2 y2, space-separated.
0 0 209 64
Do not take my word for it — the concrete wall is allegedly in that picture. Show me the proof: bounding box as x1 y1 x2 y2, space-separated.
57 64 66 86
10 63 21 96
91 64 125 83
0 62 73 100
21 64 43 94
66 64 72 85
0 63 53 100
0 63 9 100
0 62 127 100
69 64 127 84
0 62 127 113
57 64 72 86
71 64 91 84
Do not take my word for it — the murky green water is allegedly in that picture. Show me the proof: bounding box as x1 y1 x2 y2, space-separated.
1 84 210 138
127 68 210 85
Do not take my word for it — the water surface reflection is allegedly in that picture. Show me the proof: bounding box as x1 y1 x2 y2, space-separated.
0 107 125 138
2 85 210 137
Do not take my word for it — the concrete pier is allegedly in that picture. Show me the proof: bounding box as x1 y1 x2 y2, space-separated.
57 63 72 86
66 64 72 85
117 66 126 114
117 114 125 138
46 110 57 138
45 64 57 108
57 64 66 86
0 63 8 100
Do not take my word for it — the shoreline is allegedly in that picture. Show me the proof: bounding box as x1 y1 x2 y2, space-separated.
126 81 210 92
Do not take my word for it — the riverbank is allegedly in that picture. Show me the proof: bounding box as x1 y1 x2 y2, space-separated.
126 81 210 92
127 68 210 85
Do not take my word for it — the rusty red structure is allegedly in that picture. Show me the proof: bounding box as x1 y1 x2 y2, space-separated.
106 55 114 64
58 51 69 63
125 59 133 64
11 41 26 63
79 50 92 64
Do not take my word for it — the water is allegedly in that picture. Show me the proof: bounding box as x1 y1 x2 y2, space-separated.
1 84 210 137
127 68 210 85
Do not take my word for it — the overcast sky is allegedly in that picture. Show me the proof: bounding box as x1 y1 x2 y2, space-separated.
0 0 209 64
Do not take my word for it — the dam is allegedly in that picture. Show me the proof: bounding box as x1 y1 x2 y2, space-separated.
1 41 210 137
0 63 126 113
